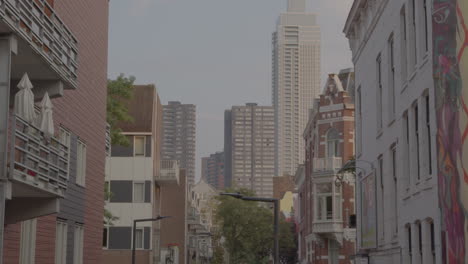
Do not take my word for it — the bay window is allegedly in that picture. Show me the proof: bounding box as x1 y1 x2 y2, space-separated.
315 182 341 222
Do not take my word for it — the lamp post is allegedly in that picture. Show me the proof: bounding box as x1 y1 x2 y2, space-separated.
132 216 171 264
220 192 280 264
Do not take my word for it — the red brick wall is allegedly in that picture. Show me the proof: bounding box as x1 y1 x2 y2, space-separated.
3 0 109 263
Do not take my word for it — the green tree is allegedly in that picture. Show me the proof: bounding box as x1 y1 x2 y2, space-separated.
104 183 119 225
215 188 297 264
106 74 135 146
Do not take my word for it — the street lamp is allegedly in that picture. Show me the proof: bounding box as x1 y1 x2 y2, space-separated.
219 192 280 264
132 216 171 264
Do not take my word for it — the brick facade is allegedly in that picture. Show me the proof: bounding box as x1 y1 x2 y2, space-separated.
3 0 109 263
300 72 356 264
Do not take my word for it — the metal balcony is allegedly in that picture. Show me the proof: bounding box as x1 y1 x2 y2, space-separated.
312 221 343 234
313 157 343 172
9 115 69 198
155 160 180 185
0 0 78 89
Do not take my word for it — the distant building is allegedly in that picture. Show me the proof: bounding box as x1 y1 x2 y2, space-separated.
224 103 275 197
201 152 225 190
103 85 167 264
273 0 321 177
300 72 356 263
162 102 196 186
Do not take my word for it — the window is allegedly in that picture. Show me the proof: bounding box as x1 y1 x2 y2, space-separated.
376 55 383 130
422 0 429 52
430 220 436 263
59 128 71 177
388 35 396 119
134 228 144 249
404 111 410 186
134 136 145 156
76 141 86 186
411 0 418 67
316 183 340 221
329 240 339 264
392 147 398 235
408 225 413 264
20 219 37 264
133 182 145 203
357 86 362 156
326 128 340 157
73 225 84 264
401 6 408 82
379 156 385 240
425 95 432 175
102 228 108 249
55 220 68 264
414 103 421 180
417 222 423 260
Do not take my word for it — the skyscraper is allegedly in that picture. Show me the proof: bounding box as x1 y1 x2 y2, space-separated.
201 152 225 190
162 102 196 185
224 104 275 197
272 0 321 176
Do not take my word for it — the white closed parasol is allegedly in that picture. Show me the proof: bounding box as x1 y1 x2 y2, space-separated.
14 73 36 123
37 92 54 138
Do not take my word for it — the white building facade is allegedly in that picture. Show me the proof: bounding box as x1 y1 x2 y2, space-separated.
272 0 321 177
344 0 441 263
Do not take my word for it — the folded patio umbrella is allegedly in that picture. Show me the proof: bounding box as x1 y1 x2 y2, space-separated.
37 92 54 138
14 73 36 123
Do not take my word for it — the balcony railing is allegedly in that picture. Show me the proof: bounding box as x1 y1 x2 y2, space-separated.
155 160 180 184
9 115 69 197
0 0 78 88
313 157 343 172
312 221 343 234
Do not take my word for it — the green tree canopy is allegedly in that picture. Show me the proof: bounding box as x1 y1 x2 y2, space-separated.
106 74 135 146
215 188 297 264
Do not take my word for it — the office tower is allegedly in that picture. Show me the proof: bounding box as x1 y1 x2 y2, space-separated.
201 152 225 189
162 102 196 185
272 0 321 176
224 103 275 197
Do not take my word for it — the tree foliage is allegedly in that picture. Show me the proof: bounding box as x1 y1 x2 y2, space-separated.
104 183 119 225
215 188 297 264
106 74 135 146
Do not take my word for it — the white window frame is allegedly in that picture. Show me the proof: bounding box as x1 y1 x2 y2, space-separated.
133 182 145 203
20 219 37 264
76 140 87 187
55 220 68 264
134 228 144 250
315 182 341 222
73 224 84 264
134 136 146 157
59 127 71 178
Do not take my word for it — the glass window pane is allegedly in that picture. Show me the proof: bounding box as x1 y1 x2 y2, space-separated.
134 183 145 203
135 137 145 156
326 196 333 220
135 229 143 249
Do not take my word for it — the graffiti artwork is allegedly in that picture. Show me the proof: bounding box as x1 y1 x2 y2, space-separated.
432 0 468 262
360 172 377 249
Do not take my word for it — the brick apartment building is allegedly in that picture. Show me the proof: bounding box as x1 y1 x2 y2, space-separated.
103 85 165 264
0 0 109 263
298 70 356 263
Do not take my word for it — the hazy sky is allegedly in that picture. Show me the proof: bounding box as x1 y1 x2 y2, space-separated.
108 0 353 180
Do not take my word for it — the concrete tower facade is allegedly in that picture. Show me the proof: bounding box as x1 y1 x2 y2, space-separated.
224 104 275 197
273 0 321 176
162 102 196 186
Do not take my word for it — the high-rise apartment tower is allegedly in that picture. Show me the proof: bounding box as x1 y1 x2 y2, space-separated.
162 102 196 185
272 0 321 176
224 104 275 197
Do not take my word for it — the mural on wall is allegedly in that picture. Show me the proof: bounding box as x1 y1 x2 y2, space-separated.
432 0 468 262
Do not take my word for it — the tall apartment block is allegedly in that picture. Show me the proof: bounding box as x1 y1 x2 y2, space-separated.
162 102 196 186
0 0 109 263
201 152 225 190
224 104 275 197
272 0 321 177
103 85 169 264
343 0 463 263
298 72 356 264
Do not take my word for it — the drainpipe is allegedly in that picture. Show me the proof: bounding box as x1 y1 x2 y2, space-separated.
0 34 15 264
